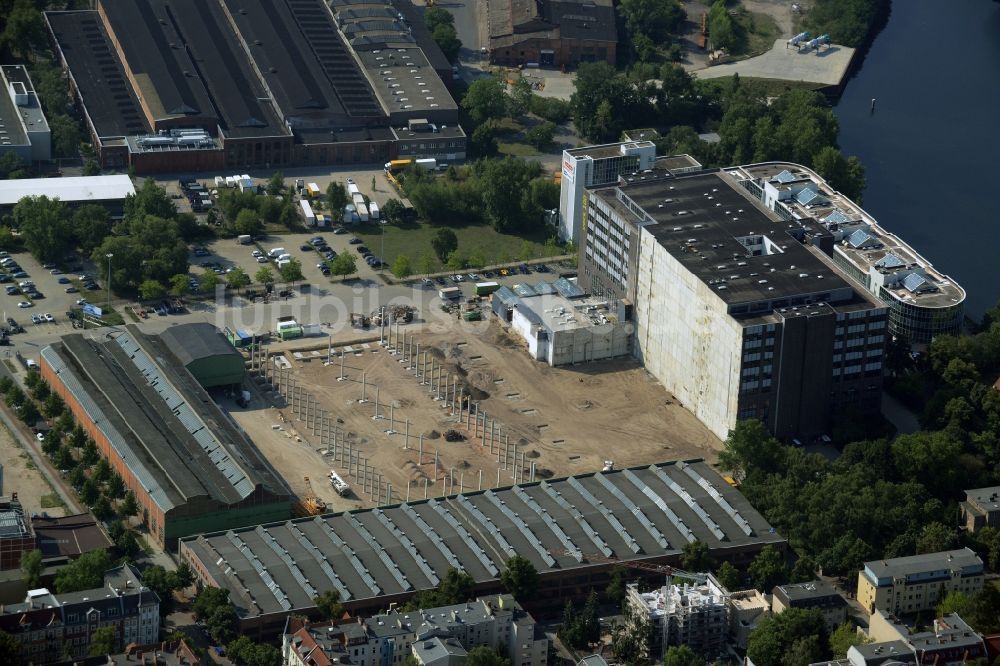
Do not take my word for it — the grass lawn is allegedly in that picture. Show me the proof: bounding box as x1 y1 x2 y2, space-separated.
739 10 781 56
351 221 551 273
498 141 541 157
40 493 65 509
699 76 823 98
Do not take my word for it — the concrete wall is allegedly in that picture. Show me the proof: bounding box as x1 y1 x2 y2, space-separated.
511 308 542 361
633 228 742 440
548 322 630 366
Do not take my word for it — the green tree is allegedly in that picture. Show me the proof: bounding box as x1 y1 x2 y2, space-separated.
21 549 43 587
500 555 539 599
619 0 685 49
279 258 304 284
172 563 195 590
936 590 971 618
80 478 99 506
749 545 790 592
465 646 511 666
49 114 81 158
525 121 556 150
0 629 19 664
718 419 786 481
680 540 714 572
54 549 113 593
424 7 455 31
93 458 112 483
431 23 462 63
326 182 350 213
747 609 829 666
227 267 251 291
417 254 437 275
314 589 344 621
391 254 412 278
81 439 99 467
42 391 65 419
518 240 536 262
13 195 72 263
329 253 358 279
106 473 126 500
438 567 476 604
469 123 499 158
813 146 866 203
266 172 284 196
208 605 238 645
199 270 221 294
255 266 275 286
382 198 406 224
92 495 113 520
139 279 166 301
605 565 630 604
120 491 138 518
446 250 465 271
915 521 957 554
431 228 458 262
192 586 232 621
234 209 262 236
716 560 742 590
72 205 112 255
507 78 532 117
462 77 508 125
169 273 191 297
1 0 45 60
788 555 817 584
228 637 282 666
663 644 703 666
830 622 870 659
82 159 100 176
89 625 117 657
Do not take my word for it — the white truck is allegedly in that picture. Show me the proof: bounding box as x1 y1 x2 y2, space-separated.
439 286 461 300
368 200 380 220
268 247 286 258
329 470 351 497
415 158 437 170
299 199 316 226
347 183 360 196
356 202 369 222
237 234 252 245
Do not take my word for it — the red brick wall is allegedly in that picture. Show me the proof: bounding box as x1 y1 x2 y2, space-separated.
40 358 168 547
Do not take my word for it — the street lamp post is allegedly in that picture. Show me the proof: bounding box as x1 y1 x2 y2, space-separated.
105 253 113 316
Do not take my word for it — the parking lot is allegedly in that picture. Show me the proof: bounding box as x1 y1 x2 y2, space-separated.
0 249 104 340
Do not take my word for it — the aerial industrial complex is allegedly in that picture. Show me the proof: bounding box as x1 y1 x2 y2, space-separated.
560 141 966 440
180 459 784 634
45 0 465 174
40 324 291 549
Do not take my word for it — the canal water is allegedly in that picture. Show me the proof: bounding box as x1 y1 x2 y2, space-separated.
834 0 1000 318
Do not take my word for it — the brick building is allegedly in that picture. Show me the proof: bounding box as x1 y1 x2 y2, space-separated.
0 564 159 663
40 325 290 550
488 0 617 67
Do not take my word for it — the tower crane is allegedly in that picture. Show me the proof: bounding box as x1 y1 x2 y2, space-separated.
560 551 707 584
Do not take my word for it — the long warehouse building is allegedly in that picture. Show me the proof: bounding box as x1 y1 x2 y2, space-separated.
45 0 465 174
180 459 785 637
40 325 292 549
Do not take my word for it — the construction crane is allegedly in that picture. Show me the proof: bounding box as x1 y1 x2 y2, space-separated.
560 550 707 584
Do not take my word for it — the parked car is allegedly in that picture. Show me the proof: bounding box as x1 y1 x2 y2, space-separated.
349 237 363 244
43 313 54 322
17 301 31 308
57 276 70 284
333 227 348 235
65 286 79 293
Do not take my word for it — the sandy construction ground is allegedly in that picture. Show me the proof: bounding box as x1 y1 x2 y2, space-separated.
0 423 67 518
228 319 721 511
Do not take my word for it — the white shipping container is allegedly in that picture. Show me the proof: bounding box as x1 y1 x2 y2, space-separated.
356 203 369 222
368 201 380 220
415 158 437 170
347 183 360 196
352 192 365 206
300 199 316 225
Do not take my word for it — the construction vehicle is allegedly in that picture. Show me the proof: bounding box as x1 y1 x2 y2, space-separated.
329 470 351 497
350 312 370 328
293 477 328 516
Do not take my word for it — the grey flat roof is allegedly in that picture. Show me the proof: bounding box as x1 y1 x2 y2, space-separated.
156 0 288 139
0 66 47 145
565 141 653 161
594 170 859 307
354 48 457 118
181 459 784 618
965 486 1000 511
863 548 982 582
223 0 382 124
773 580 846 605
100 0 217 123
158 323 240 368
46 11 150 138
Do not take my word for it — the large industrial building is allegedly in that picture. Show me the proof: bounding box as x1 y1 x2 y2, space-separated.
45 0 465 174
0 65 50 163
40 325 291 549
488 0 618 68
180 459 785 636
574 157 964 440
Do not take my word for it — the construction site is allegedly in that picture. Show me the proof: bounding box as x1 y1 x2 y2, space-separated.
228 312 722 514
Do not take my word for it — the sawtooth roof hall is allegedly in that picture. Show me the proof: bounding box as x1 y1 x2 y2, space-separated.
180 459 784 635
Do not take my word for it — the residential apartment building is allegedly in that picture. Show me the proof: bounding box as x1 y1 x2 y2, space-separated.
582 164 889 440
960 485 1000 531
856 549 984 616
626 575 729 660
282 596 547 666
772 581 848 631
0 564 160 663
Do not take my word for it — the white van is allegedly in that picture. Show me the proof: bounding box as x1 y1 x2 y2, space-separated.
268 247 286 258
